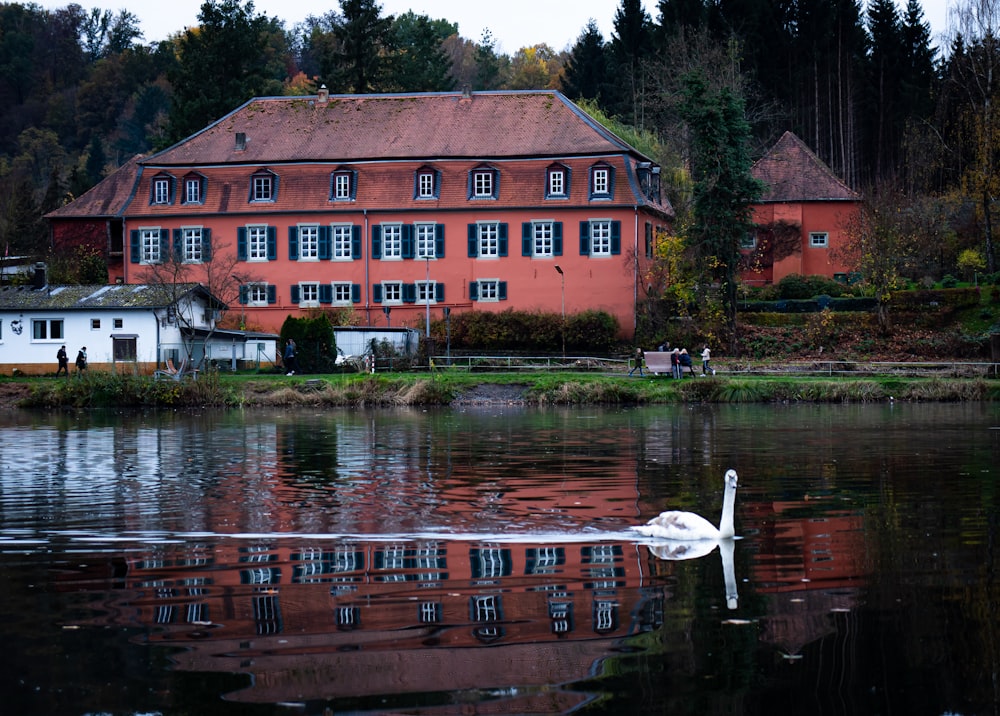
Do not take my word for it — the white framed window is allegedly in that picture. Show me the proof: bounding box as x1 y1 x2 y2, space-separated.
590 220 612 256
140 228 162 264
478 279 501 301
247 225 269 261
381 281 403 304
153 177 170 204
245 283 269 306
251 174 273 201
332 282 354 304
741 233 757 250
472 170 493 198
184 177 202 203
332 225 353 260
298 225 319 260
416 280 437 303
417 171 435 198
298 282 319 307
332 171 353 200
478 223 499 258
416 224 436 259
533 221 554 257
810 232 829 248
592 167 610 194
183 227 204 262
547 168 566 196
382 224 402 259
32 318 64 341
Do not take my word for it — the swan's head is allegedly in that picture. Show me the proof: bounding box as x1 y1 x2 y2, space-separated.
725 469 738 489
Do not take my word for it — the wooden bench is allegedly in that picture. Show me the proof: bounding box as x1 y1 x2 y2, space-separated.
642 351 673 375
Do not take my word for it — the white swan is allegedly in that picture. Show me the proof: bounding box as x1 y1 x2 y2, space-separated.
634 469 738 541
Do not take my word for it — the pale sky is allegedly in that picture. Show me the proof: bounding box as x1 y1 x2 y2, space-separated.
38 0 953 54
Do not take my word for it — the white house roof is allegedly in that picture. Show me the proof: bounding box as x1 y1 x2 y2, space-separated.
0 283 225 311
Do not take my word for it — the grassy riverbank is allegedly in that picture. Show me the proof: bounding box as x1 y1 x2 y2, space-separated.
4 368 999 409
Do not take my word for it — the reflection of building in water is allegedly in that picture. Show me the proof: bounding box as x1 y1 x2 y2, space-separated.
72 538 666 704
746 499 867 657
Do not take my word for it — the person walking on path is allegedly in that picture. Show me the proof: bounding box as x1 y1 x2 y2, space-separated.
75 347 87 375
284 339 298 375
628 347 645 377
701 345 713 375
56 345 69 376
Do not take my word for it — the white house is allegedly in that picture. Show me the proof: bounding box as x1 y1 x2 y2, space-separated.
0 268 251 375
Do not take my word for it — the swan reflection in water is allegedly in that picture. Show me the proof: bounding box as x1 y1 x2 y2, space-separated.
637 469 740 609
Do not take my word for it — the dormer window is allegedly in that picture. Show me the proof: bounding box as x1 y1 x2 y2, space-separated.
150 174 174 205
331 169 357 201
249 169 278 202
590 164 614 199
183 173 206 204
546 165 569 198
468 165 499 199
415 167 440 199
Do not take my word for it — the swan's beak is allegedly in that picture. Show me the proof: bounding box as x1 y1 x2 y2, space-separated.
725 469 738 488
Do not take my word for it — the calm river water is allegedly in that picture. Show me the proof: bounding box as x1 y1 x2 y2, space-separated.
1 402 999 715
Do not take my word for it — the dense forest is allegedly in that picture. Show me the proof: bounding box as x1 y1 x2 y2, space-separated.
2 0 999 288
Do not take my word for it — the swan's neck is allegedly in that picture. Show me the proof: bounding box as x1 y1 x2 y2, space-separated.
717 482 737 538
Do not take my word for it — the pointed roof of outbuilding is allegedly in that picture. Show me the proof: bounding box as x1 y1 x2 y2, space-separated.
751 131 858 202
0 283 224 311
144 90 650 165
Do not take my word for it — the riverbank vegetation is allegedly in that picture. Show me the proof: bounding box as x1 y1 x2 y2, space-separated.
5 369 998 410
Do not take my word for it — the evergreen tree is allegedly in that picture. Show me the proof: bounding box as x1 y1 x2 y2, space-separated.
562 20 609 101
166 0 288 143
679 71 764 348
333 0 393 93
385 12 455 92
474 30 505 90
609 0 654 125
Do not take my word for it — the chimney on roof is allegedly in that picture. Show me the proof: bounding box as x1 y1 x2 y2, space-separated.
461 85 472 99
235 132 247 151
318 85 329 103
30 262 46 290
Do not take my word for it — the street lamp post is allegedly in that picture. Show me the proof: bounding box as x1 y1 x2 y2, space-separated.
554 265 565 357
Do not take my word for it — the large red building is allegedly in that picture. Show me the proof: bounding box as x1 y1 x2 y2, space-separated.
48 89 673 338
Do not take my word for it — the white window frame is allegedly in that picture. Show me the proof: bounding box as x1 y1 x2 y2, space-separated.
417 171 435 198
153 178 170 204
381 281 403 304
533 221 554 257
478 279 500 302
416 280 437 304
592 167 610 195
246 283 269 306
298 225 319 261
416 224 436 259
251 174 273 202
299 282 320 307
332 282 353 304
382 224 403 260
140 228 161 264
332 224 353 261
590 220 612 256
548 169 565 196
333 172 352 200
247 225 269 262
32 318 64 341
478 223 499 258
184 177 201 203
183 227 203 263
810 232 829 248
473 170 493 198
740 233 757 250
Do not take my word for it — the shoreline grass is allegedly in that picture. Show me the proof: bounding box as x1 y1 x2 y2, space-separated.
4 369 999 409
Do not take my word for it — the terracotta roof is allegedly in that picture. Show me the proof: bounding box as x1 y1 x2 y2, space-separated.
146 91 643 165
45 154 144 219
0 283 219 310
751 131 857 202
